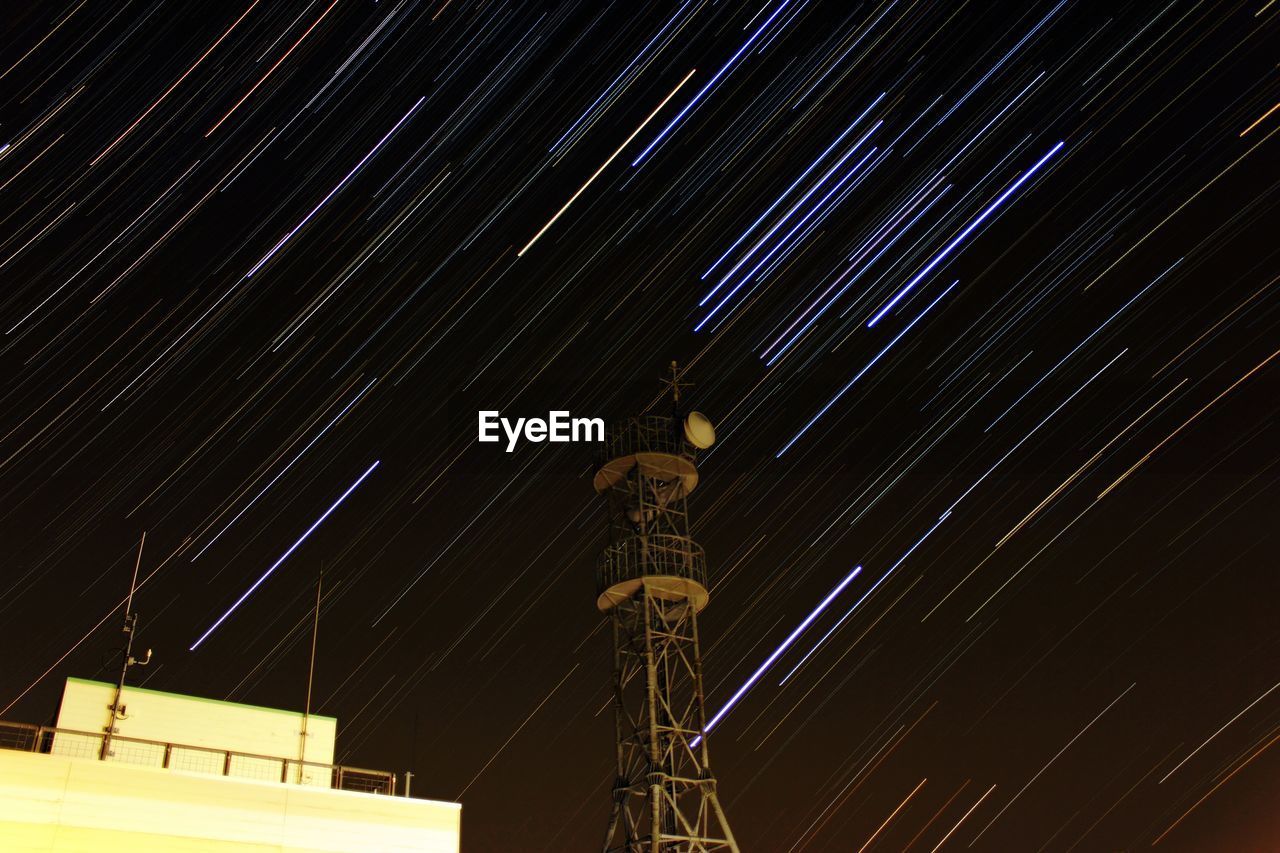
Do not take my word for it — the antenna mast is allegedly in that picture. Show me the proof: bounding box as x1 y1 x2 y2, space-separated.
102 533 152 760
299 566 322 781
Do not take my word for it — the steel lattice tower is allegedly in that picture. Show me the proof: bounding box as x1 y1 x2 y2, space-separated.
594 364 738 853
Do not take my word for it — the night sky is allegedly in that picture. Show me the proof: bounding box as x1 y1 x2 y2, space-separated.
2 1 1278 850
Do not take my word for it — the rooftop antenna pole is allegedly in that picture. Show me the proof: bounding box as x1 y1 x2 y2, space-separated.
102 532 152 760
299 565 322 782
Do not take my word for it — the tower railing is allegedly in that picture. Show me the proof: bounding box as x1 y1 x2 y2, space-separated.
595 415 698 466
596 534 707 598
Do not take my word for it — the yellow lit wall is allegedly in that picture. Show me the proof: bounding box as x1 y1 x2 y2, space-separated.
57 677 337 762
0 748 460 853
54 678 336 786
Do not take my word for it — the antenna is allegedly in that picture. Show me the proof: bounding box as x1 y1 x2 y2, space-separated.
662 361 717 450
298 565 322 782
102 533 153 760
661 360 694 412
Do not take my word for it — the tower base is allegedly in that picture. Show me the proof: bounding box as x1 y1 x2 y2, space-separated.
601 587 738 853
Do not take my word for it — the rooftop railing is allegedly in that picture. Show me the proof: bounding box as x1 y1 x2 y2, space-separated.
0 719 397 795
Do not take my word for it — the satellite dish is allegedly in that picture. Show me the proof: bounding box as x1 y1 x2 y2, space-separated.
683 411 716 449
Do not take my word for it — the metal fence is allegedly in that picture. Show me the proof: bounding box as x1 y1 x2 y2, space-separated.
0 719 396 795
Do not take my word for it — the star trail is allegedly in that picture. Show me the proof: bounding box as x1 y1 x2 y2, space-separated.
1 1 1277 849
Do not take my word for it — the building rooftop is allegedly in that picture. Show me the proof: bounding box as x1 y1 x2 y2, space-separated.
0 678 460 852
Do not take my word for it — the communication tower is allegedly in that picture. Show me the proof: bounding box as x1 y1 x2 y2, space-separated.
594 362 738 853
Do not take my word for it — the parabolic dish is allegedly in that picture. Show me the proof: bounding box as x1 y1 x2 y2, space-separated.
683 411 716 449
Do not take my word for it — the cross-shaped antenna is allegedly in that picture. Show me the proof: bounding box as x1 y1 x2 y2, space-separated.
661 360 694 406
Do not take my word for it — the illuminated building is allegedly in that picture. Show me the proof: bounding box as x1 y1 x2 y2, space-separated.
0 677 459 852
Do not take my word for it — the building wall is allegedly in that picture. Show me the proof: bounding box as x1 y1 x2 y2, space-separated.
0 749 460 853
54 678 336 786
